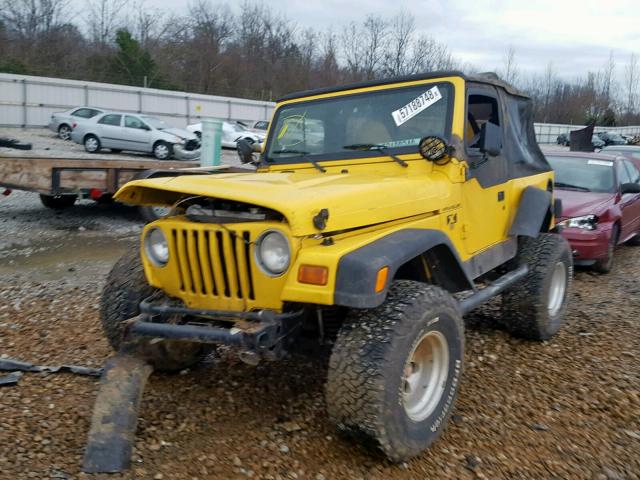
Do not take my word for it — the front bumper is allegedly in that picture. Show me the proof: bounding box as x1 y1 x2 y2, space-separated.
131 297 301 351
561 225 612 263
173 144 201 161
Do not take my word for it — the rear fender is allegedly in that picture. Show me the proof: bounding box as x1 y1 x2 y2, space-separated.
509 186 553 237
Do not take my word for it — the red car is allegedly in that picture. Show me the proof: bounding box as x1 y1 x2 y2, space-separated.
546 152 640 273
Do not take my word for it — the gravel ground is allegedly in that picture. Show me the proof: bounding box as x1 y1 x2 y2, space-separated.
0 146 639 480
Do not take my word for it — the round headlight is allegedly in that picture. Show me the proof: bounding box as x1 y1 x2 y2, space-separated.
144 227 169 266
255 230 290 276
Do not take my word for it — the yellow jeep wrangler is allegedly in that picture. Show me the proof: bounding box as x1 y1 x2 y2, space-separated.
91 71 572 469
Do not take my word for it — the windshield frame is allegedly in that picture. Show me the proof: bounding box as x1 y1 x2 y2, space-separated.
262 80 455 166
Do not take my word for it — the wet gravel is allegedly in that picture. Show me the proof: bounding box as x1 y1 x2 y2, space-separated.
0 185 639 479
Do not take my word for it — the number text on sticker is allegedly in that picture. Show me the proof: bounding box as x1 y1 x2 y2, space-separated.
391 86 442 127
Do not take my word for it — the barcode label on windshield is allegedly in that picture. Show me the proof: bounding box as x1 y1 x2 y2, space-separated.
587 160 613 166
391 86 442 127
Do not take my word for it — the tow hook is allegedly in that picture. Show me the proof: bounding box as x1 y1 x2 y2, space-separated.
2 189 11 196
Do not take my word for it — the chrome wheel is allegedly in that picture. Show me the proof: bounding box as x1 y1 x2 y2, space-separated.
547 261 566 316
402 330 450 422
85 136 99 152
154 143 170 159
58 125 71 140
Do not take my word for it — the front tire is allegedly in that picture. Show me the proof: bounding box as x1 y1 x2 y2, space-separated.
84 134 101 153
138 205 172 223
326 281 464 462
593 224 619 273
100 250 212 372
153 141 172 160
501 234 572 340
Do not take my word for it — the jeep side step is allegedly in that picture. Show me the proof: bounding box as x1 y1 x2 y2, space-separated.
82 353 153 473
458 265 528 315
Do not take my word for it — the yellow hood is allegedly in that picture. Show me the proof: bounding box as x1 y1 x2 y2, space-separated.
115 171 457 236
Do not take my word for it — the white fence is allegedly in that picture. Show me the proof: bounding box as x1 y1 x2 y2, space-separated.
0 73 276 129
535 122 640 144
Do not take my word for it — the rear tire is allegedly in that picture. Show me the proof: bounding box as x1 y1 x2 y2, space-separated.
326 280 464 462
100 250 212 372
39 194 77 209
501 234 572 340
58 124 72 141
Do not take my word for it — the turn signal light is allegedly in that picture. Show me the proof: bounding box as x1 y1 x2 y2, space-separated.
298 265 328 285
375 266 389 293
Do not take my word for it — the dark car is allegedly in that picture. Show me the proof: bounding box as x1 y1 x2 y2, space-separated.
596 131 626 146
601 145 640 169
591 135 605 149
547 152 640 272
556 133 570 146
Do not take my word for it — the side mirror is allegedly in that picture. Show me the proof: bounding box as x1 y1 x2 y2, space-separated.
479 122 502 157
141 124 151 131
621 182 640 194
237 139 255 164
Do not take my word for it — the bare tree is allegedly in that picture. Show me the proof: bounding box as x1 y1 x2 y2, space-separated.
85 0 130 48
501 45 519 86
0 0 71 40
601 50 616 108
383 12 413 76
624 53 639 117
341 15 387 80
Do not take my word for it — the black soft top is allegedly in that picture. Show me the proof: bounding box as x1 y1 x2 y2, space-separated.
277 71 529 102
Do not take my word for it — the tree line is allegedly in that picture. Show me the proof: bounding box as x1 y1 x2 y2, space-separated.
1 0 638 126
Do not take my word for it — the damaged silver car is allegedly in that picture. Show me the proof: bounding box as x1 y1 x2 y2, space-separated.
71 113 200 160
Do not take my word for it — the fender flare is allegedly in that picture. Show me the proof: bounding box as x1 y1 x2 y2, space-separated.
333 229 474 309
509 186 553 237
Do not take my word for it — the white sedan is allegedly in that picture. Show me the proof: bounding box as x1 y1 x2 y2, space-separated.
187 120 265 149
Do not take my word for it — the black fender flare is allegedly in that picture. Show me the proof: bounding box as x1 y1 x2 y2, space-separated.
333 229 474 309
508 186 553 238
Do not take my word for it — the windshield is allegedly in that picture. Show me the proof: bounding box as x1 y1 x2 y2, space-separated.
141 116 170 130
547 155 615 193
228 122 248 132
265 82 452 163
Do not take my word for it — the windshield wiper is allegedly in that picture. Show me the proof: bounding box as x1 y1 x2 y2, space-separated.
271 149 326 173
342 144 408 167
554 182 590 192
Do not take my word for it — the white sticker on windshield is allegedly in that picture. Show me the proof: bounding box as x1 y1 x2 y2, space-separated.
587 160 613 167
391 86 442 127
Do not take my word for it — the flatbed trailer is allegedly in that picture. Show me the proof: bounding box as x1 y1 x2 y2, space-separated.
0 156 246 220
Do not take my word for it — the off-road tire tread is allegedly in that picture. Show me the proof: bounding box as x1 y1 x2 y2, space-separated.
326 280 463 461
100 250 210 372
502 234 572 340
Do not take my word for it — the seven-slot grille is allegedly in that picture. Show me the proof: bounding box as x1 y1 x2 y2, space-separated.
170 227 254 300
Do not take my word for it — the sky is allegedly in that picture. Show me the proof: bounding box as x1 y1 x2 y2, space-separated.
145 0 639 80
